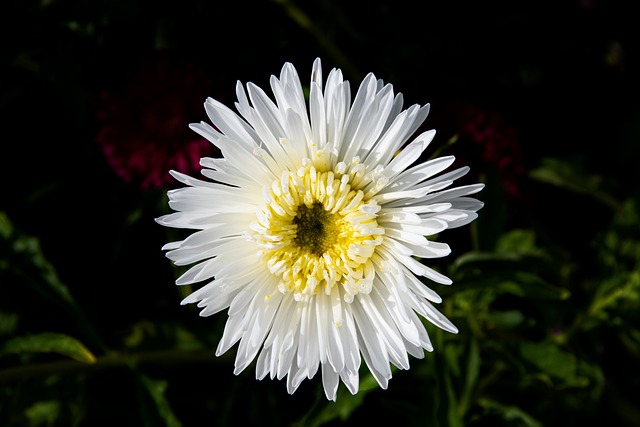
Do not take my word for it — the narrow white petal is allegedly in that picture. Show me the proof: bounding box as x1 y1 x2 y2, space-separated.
387 183 485 208
408 293 459 334
234 291 283 374
246 82 286 142
371 280 420 347
339 368 360 395
167 235 249 266
340 73 378 158
385 155 455 192
403 269 443 303
321 363 340 401
384 227 430 247
380 129 436 180
203 97 258 150
367 104 430 167
355 321 390 389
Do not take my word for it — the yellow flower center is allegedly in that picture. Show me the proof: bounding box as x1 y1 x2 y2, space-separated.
251 158 384 302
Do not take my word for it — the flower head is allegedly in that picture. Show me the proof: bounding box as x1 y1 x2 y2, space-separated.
156 59 484 400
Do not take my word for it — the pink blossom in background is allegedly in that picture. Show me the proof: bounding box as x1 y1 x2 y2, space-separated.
96 53 219 189
440 101 525 200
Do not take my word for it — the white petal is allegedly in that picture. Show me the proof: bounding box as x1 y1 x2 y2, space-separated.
321 363 340 401
386 155 456 191
340 73 378 158
234 290 283 374
408 293 459 334
203 97 258 150
339 368 359 395
367 103 430 167
387 183 485 209
381 129 436 180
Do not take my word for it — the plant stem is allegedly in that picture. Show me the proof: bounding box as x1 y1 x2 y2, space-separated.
0 348 224 382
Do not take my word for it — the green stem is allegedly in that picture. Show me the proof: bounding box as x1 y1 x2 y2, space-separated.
0 348 223 382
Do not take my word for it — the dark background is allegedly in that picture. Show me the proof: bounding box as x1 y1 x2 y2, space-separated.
1 0 639 426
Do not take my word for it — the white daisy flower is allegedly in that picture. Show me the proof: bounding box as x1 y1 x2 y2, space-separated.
156 58 484 401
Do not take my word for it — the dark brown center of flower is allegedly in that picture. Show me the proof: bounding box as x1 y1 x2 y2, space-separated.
292 202 340 257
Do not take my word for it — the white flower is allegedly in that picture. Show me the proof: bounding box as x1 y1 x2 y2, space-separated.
156 59 484 401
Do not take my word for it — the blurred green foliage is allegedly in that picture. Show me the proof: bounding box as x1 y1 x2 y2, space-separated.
2 0 639 426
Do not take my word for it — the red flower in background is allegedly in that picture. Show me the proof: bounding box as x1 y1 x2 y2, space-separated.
96 53 219 189
439 101 525 200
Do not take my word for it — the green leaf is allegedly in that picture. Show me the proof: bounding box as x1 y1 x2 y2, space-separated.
139 374 183 427
444 364 463 427
0 212 12 239
450 250 552 279
588 271 640 322
444 341 461 378
529 157 620 210
25 400 61 427
124 320 204 351
625 327 640 349
577 359 605 399
458 338 480 417
0 211 75 307
450 251 570 300
2 333 96 363
495 229 537 255
0 211 105 351
0 310 19 336
477 398 542 427
496 274 570 300
519 341 587 387
483 310 526 328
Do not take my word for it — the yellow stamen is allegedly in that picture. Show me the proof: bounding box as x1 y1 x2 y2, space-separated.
252 160 384 302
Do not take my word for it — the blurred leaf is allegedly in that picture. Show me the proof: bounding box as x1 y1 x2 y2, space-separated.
451 251 551 278
451 227 568 299
452 264 571 300
454 229 547 273
496 274 570 300
445 342 462 378
0 211 74 307
495 229 537 254
529 157 620 210
124 320 204 351
519 341 587 387
484 310 525 328
24 400 60 427
624 328 640 351
125 321 155 348
477 398 542 427
588 271 640 324
138 374 182 427
458 337 480 417
0 212 105 351
0 212 11 239
0 310 19 336
577 359 605 400
444 365 463 427
2 333 96 364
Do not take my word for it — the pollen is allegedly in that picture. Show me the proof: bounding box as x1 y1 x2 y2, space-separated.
251 159 384 302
